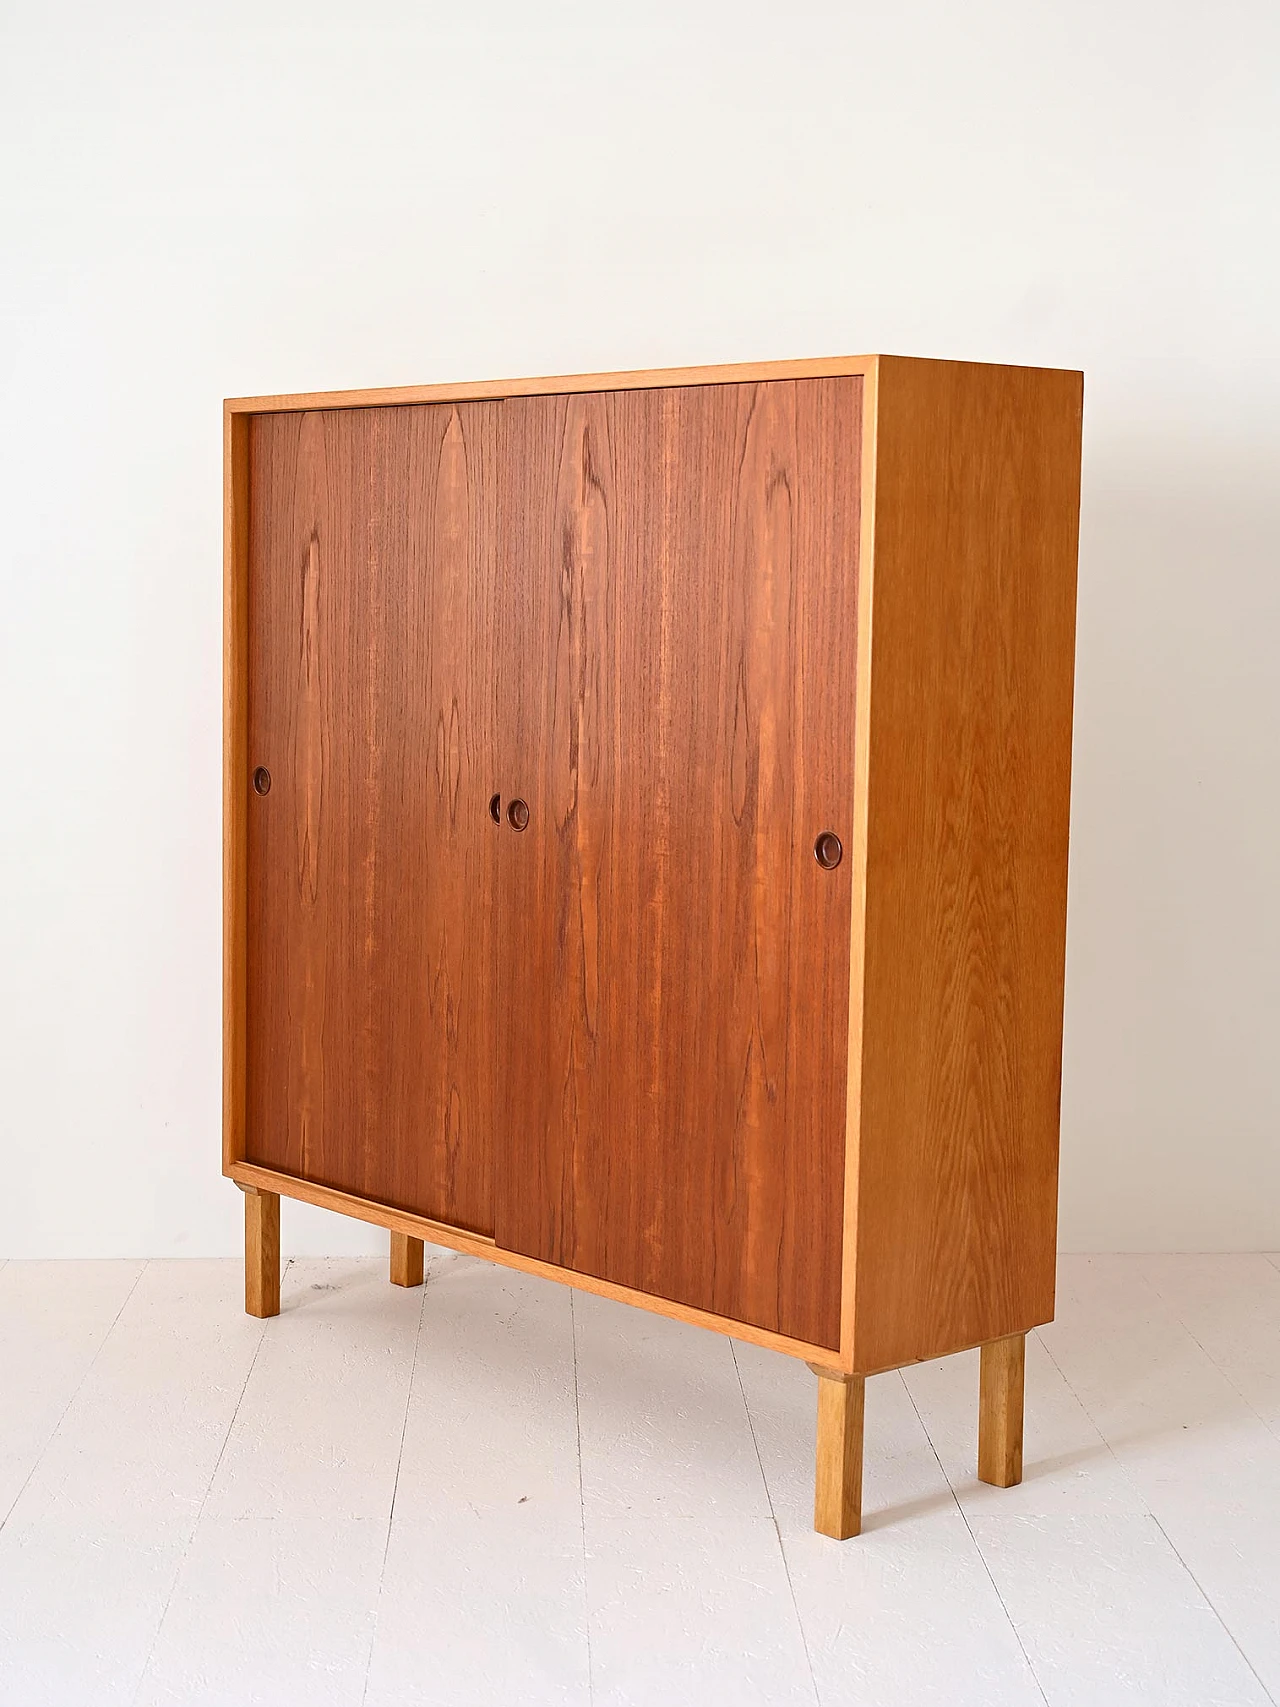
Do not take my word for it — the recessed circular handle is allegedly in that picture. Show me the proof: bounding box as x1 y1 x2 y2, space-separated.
507 797 530 832
488 793 502 824
813 830 842 870
252 766 272 796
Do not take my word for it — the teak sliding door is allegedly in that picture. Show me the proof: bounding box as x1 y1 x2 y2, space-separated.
245 403 502 1235
495 379 862 1349
244 379 862 1347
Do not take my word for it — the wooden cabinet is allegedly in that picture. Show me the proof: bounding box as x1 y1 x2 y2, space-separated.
225 355 1083 1537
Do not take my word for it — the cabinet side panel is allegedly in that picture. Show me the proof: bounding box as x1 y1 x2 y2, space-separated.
244 405 501 1233
852 359 1082 1373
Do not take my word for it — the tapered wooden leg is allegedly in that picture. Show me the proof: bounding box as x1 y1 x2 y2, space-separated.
390 1231 425 1288
978 1332 1025 1487
809 1364 865 1539
243 1185 280 1319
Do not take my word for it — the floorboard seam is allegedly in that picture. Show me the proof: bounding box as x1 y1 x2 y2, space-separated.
126 1257 274 1707
361 1253 430 1707
0 1258 148 1534
1033 1329 1148 1505
729 1342 821 1707
1148 1512 1277 1706
1039 1315 1278 1706
901 1367 1051 1707
1141 1270 1280 1446
570 1291 594 1707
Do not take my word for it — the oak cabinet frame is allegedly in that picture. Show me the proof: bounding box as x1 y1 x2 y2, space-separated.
224 353 1082 1530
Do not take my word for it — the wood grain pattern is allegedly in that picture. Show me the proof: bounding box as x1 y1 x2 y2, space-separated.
848 357 1082 1375
227 354 1082 1387
223 407 250 1172
226 355 878 416
495 380 862 1350
978 1332 1025 1487
243 1186 280 1318
811 1366 864 1539
838 357 882 1371
245 403 503 1233
228 1160 841 1366
389 1231 425 1289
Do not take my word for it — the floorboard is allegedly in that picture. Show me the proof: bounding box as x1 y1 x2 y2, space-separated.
0 1254 1276 1706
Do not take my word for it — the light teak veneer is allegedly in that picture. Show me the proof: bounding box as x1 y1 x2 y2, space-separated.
224 354 1082 1534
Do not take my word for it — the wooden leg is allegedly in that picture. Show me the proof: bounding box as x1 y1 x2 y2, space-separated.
390 1231 425 1288
809 1364 865 1539
978 1332 1025 1488
243 1185 280 1319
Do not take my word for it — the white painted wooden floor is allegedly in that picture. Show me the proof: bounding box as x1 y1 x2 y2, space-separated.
2 1254 1279 1706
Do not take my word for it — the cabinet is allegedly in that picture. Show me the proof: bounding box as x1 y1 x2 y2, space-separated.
224 355 1082 1537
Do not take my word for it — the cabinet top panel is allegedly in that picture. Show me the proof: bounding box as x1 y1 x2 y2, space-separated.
225 353 1082 416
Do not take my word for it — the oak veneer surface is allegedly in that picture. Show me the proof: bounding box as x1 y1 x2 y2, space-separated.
849 358 1082 1374
243 1187 280 1320
223 409 250 1173
225 356 876 415
245 404 502 1234
496 379 862 1351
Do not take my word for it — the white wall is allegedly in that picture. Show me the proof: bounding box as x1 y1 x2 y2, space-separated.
2 0 1277 1257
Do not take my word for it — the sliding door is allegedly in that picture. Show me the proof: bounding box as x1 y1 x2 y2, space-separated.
494 380 862 1348
244 403 502 1234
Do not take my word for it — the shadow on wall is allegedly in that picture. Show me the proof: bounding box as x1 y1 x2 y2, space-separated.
1059 423 1280 1253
